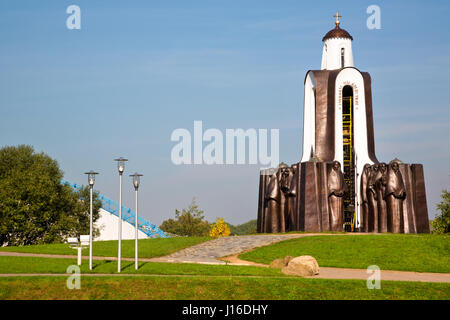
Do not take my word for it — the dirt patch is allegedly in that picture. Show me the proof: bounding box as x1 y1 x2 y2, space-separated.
218 253 268 267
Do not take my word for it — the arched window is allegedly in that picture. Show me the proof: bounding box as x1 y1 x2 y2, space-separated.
341 48 345 68
342 85 354 231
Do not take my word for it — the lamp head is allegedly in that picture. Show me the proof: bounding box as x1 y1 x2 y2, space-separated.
114 157 128 174
130 172 143 190
84 170 99 188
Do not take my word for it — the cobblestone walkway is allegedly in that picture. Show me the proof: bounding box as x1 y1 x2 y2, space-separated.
150 234 307 264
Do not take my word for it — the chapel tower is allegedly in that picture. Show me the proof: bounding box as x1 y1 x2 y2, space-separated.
300 12 378 230
257 13 429 234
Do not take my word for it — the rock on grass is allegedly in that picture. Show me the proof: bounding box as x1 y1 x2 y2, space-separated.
282 255 319 277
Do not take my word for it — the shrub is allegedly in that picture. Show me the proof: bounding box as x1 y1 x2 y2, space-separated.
431 190 450 234
159 198 211 236
209 218 231 237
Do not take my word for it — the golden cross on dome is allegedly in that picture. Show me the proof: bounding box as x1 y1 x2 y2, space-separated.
333 11 342 27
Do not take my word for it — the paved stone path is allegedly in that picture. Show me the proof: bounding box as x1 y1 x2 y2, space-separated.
313 267 450 283
0 234 311 264
150 234 308 264
151 233 374 264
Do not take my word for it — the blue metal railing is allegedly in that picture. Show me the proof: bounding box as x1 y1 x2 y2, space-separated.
62 179 169 238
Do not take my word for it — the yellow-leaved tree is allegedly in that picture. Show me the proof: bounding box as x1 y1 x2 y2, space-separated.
209 218 231 237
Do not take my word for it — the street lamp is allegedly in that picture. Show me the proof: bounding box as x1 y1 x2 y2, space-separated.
114 157 128 272
130 172 143 270
84 170 98 270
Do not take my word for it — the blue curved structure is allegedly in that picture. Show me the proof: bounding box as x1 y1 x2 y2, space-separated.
62 179 169 238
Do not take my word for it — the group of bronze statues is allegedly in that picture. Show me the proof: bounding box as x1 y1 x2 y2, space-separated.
257 159 430 234
360 161 406 233
263 163 297 233
259 160 348 233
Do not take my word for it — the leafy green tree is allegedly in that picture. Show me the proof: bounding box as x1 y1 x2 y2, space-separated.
69 185 102 239
159 198 210 236
0 145 101 246
431 190 450 234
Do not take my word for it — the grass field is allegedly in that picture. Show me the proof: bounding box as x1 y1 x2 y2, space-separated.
1 234 449 300
0 236 210 258
0 256 284 277
0 276 448 300
239 234 450 273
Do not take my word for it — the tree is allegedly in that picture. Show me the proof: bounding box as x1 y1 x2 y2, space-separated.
159 198 210 236
228 219 257 235
68 184 102 239
431 190 450 234
209 218 231 237
0 145 101 246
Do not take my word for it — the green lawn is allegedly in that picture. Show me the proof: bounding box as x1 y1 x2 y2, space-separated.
1 235 449 300
0 256 283 277
0 236 210 258
0 276 448 300
239 234 450 273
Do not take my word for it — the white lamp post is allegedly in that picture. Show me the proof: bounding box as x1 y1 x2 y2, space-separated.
130 172 143 270
114 157 128 272
84 170 98 270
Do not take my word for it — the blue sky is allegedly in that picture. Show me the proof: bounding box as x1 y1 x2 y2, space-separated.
1 1 449 225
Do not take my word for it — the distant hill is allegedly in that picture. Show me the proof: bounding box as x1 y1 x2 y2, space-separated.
228 219 257 235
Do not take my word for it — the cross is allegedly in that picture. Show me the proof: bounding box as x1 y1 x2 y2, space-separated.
334 11 342 27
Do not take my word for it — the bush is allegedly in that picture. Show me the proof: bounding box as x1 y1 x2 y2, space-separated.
209 218 231 237
159 198 211 236
431 190 450 234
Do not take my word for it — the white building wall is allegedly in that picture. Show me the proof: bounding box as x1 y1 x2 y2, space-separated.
94 208 148 241
300 72 316 162
321 38 354 70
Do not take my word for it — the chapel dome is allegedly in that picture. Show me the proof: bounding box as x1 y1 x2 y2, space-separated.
322 25 353 41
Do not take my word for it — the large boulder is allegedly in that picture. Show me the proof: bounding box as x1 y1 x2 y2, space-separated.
269 256 293 268
281 255 319 277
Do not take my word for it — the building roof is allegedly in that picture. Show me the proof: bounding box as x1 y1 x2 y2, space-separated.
322 25 353 41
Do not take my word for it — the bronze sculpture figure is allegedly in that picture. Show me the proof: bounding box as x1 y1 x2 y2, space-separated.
264 168 284 233
264 163 294 233
367 164 380 232
360 164 371 232
376 162 388 233
385 161 406 233
327 161 345 231
257 168 276 233
286 163 298 231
